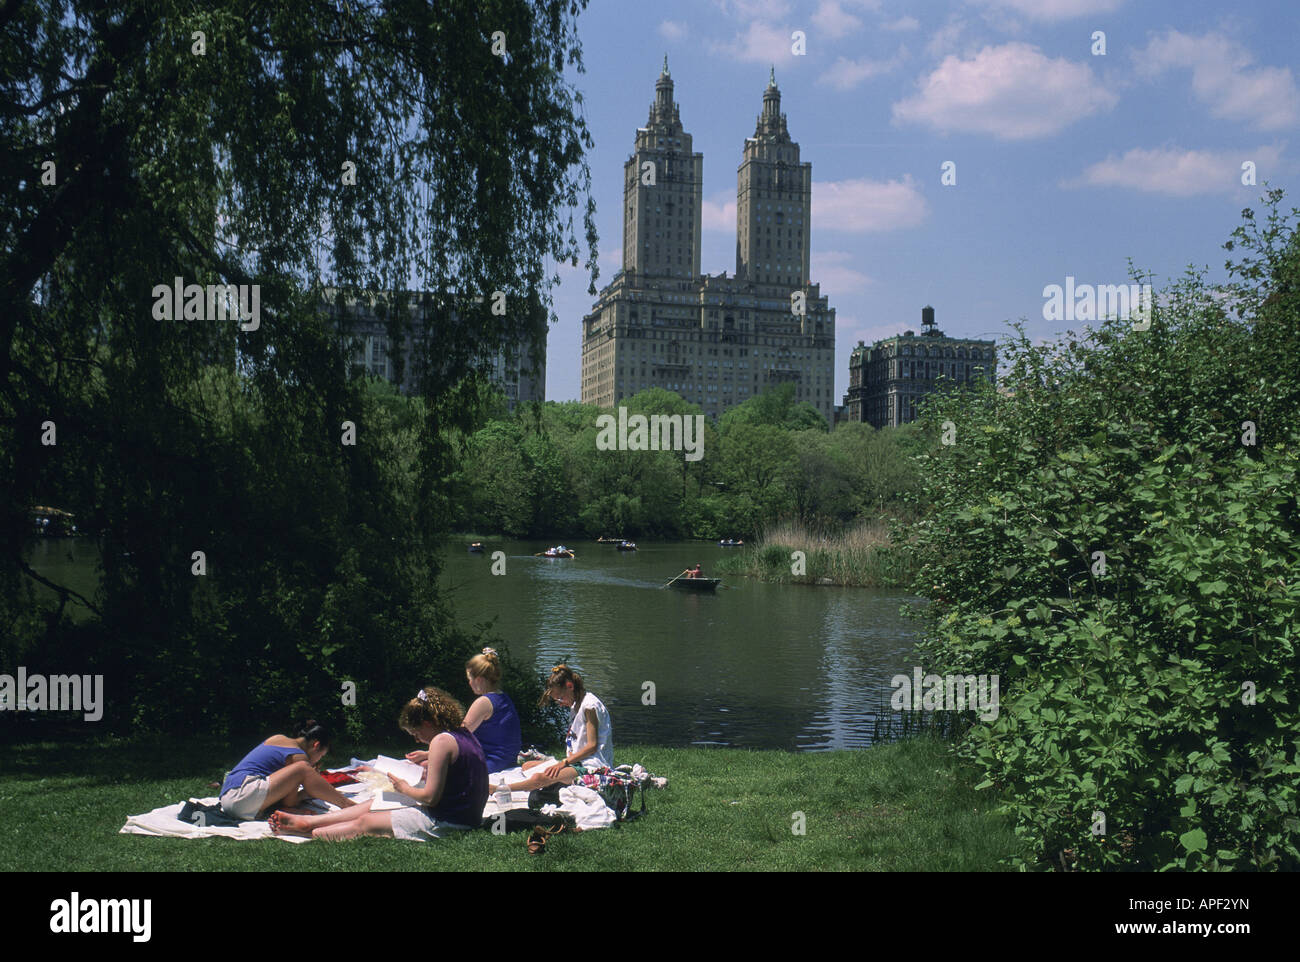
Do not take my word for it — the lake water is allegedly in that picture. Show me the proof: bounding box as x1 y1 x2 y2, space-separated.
25 537 924 750
441 540 922 751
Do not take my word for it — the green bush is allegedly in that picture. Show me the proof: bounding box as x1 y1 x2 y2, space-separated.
909 192 1300 870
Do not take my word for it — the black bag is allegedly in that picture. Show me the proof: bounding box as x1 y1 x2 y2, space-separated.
479 808 574 833
526 784 562 811
178 799 243 828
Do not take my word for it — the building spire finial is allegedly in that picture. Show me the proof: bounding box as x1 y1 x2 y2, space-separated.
663 53 669 77
769 64 776 86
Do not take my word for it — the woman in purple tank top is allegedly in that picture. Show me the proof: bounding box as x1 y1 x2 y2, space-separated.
271 687 488 841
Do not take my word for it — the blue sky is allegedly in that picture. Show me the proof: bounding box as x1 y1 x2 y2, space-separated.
544 0 1297 403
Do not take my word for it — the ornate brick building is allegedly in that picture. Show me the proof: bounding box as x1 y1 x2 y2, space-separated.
322 289 545 407
843 307 995 427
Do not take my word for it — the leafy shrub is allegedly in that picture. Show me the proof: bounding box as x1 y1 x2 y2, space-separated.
910 192 1300 869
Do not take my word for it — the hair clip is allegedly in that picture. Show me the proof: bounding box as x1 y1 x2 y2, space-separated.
416 690 429 702
482 647 498 657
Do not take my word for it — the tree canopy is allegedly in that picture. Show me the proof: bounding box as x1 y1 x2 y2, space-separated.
2 0 595 741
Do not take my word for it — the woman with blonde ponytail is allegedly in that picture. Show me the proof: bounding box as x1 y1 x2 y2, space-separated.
409 647 521 776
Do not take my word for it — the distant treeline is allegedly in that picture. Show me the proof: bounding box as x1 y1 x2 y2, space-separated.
437 382 928 540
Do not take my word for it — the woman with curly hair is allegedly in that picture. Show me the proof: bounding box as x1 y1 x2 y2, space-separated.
270 687 488 841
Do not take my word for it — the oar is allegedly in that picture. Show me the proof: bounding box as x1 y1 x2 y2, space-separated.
661 571 688 589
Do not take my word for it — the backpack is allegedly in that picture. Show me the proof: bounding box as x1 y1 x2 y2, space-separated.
579 769 647 821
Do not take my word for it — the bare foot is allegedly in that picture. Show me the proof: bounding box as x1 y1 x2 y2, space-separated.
269 811 312 837
272 804 318 816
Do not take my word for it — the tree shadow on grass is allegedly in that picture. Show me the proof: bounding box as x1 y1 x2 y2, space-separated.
1 733 410 786
2 733 236 783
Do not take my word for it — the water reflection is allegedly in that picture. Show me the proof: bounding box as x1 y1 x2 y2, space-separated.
26 537 925 751
444 540 923 752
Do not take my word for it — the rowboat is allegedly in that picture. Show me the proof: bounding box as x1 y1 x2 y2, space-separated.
669 577 720 592
536 547 576 558
30 506 77 536
616 541 637 551
468 542 485 553
718 538 744 547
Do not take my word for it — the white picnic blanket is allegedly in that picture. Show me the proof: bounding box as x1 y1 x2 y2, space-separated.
119 755 620 840
120 798 316 842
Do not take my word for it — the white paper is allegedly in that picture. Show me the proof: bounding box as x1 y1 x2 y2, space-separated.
371 754 426 786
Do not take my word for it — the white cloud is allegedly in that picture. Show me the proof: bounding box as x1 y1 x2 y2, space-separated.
811 1 863 38
658 20 687 42
812 251 874 293
1135 30 1300 132
712 21 799 65
712 0 793 22
818 48 906 90
708 178 927 236
892 43 1117 140
882 15 919 32
812 176 928 232
701 193 737 232
1067 145 1283 197
925 17 969 59
971 0 1124 21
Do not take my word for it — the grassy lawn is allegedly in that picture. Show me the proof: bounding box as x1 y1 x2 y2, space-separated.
0 734 1023 871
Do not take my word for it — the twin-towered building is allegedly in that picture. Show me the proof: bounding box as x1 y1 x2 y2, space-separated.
334 63 993 426
581 62 837 424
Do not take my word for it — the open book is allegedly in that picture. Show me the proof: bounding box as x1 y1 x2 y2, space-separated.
355 755 426 811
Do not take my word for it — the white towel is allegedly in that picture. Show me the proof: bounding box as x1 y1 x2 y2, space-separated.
119 798 312 843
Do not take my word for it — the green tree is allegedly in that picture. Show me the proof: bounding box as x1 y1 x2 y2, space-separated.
2 0 595 739
790 430 854 524
719 383 828 434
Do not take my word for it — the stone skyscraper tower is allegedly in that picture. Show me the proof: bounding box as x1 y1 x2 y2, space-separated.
737 68 812 287
582 65 836 423
622 58 704 279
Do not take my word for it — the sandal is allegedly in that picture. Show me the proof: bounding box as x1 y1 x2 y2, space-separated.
526 824 566 854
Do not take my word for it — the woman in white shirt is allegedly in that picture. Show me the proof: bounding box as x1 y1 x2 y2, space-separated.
491 664 613 793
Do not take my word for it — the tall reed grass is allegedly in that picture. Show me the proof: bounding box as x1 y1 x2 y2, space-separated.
713 519 918 588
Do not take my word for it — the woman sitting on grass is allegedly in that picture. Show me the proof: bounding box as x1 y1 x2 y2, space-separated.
490 665 612 794
408 648 520 776
271 687 488 841
219 720 356 820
